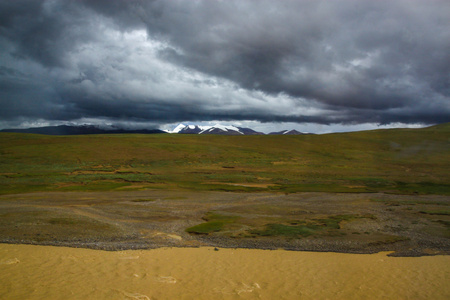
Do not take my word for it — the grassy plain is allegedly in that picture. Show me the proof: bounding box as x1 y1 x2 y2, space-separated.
0 123 449 195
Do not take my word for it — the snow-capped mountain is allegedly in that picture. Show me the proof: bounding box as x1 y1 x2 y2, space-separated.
199 124 241 134
199 124 249 135
169 124 210 134
1 123 310 136
168 124 264 135
171 123 189 133
268 129 307 135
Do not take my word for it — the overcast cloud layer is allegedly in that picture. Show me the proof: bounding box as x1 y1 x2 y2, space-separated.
1 0 449 131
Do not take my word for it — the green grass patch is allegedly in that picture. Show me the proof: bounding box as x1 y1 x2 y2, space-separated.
48 217 80 225
392 182 450 195
131 199 156 202
186 212 239 234
186 221 225 234
249 215 363 238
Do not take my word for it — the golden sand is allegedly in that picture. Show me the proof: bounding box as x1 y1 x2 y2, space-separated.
0 244 448 300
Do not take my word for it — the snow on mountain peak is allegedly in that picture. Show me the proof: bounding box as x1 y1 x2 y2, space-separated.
215 124 240 131
168 123 212 133
199 124 243 134
171 123 187 133
168 123 299 135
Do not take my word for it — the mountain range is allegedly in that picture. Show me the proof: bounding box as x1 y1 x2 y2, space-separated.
0 125 165 135
0 124 309 135
169 124 265 135
169 124 309 135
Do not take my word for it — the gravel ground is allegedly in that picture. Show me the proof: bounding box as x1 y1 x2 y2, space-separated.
0 190 448 256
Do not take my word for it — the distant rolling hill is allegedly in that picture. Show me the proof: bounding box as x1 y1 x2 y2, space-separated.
0 125 165 135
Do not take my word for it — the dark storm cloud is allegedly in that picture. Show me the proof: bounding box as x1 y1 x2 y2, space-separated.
140 0 450 109
0 1 99 68
0 0 449 128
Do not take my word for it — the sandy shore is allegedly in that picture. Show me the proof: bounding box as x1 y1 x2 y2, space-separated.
1 243 449 299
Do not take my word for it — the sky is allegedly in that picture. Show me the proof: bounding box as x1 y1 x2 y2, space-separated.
0 0 449 134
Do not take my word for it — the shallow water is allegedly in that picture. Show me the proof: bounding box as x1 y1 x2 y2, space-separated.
0 244 448 299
